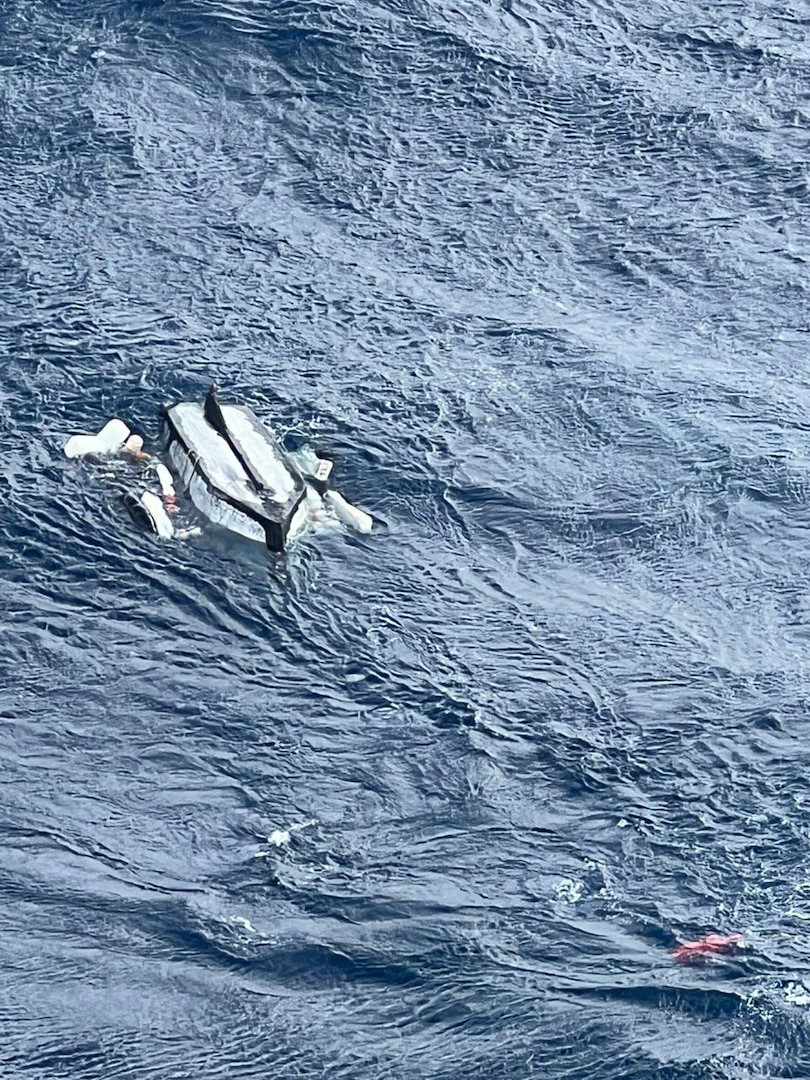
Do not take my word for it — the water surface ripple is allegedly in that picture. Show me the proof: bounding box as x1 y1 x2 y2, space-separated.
2 0 810 1076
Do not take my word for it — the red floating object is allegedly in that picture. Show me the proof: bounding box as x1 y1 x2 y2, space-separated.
672 933 745 962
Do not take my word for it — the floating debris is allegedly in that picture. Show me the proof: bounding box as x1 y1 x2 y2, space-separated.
672 933 746 963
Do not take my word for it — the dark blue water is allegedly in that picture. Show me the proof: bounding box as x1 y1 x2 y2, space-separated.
3 0 810 1075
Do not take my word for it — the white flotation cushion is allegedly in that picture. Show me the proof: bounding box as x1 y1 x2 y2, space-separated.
154 462 176 498
139 491 174 539
64 418 131 459
324 490 373 534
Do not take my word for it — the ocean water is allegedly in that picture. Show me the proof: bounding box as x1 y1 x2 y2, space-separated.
2 0 810 1076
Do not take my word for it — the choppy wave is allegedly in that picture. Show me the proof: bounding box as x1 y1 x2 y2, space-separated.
2 0 810 1077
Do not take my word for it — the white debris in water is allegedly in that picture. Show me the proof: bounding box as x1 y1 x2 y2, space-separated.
289 818 317 834
175 526 202 541
555 878 584 904
785 981 810 1007
618 818 630 828
255 818 319 856
229 916 255 933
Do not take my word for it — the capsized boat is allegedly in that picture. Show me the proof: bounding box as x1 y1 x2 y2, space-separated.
163 386 312 551
64 385 373 550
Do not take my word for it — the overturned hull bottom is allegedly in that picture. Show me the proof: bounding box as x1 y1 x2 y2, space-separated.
162 393 311 552
168 437 326 545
